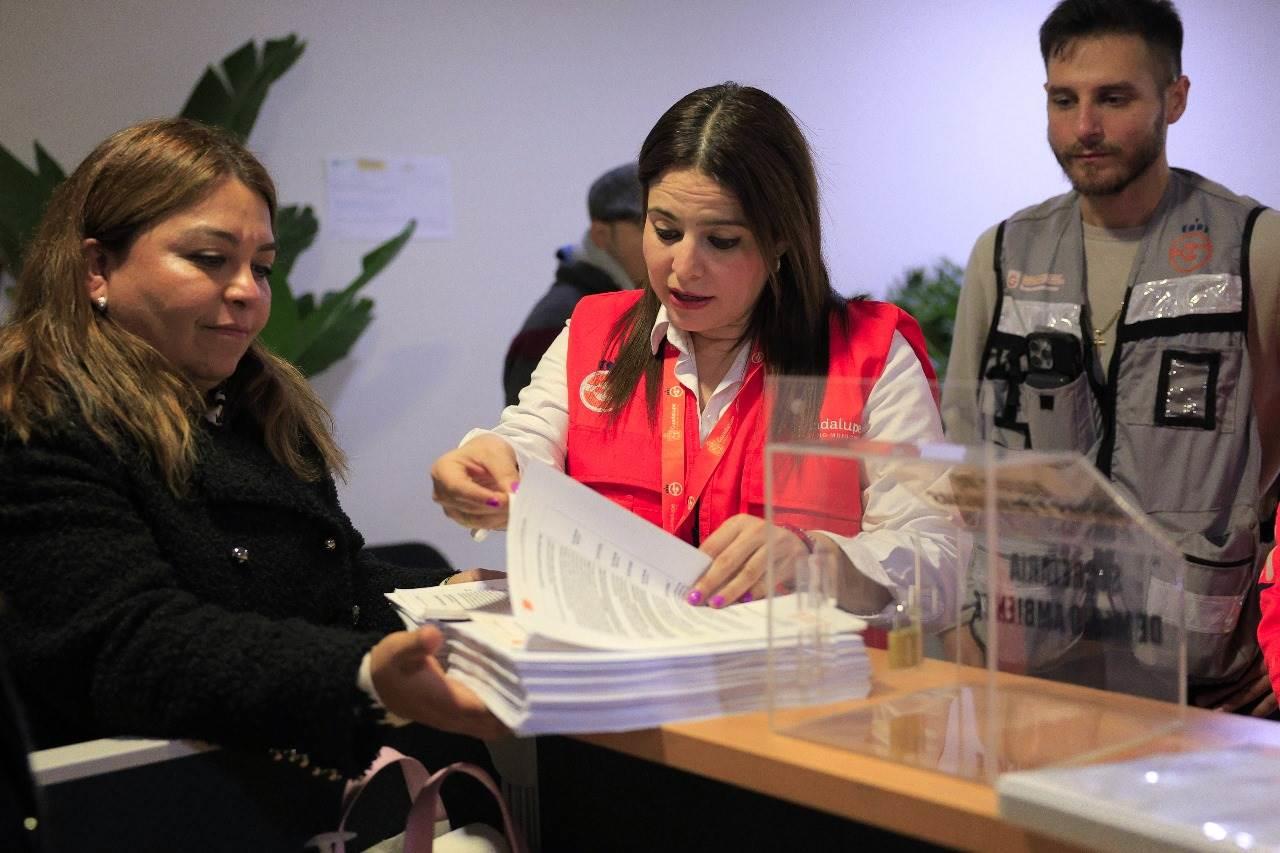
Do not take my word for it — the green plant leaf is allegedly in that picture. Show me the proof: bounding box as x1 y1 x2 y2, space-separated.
272 204 318 285
295 298 375 376
295 293 317 319
33 142 66 186
887 258 962 381
179 35 306 140
0 141 63 275
295 219 416 358
250 206 318 363
257 269 302 361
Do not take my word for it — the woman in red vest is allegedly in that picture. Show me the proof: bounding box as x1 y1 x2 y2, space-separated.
432 83 955 616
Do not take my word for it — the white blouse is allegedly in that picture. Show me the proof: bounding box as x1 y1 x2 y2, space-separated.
466 306 959 621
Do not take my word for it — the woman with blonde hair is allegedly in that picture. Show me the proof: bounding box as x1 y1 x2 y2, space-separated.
0 118 503 827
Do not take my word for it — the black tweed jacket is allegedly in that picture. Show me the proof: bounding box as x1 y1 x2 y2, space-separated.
0 408 450 778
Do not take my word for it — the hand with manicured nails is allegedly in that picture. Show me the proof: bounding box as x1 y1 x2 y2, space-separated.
688 514 811 608
689 515 894 613
430 434 519 531
370 626 508 740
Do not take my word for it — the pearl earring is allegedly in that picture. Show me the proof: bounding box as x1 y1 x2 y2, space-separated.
94 296 108 313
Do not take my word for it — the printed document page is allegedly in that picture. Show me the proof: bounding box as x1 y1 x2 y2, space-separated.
506 461 849 649
386 578 509 623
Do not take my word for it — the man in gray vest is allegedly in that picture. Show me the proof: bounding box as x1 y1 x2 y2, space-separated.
942 0 1280 714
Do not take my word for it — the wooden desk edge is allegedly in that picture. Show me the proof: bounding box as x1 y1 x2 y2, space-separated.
577 724 1086 852
574 654 1280 852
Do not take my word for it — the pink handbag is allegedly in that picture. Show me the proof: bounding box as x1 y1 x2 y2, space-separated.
306 747 526 853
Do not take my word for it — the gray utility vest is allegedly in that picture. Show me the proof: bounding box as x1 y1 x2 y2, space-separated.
975 169 1268 684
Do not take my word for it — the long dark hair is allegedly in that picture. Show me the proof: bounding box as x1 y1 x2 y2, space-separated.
602 82 847 424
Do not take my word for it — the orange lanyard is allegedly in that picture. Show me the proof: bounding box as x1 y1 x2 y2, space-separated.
658 343 764 536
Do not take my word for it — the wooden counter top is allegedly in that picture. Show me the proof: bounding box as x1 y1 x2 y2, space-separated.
576 651 1280 852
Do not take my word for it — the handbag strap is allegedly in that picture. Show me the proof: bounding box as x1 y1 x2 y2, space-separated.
307 746 439 853
307 749 526 853
405 761 527 853
341 746 433 813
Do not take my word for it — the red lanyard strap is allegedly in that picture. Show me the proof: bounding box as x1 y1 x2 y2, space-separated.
658 344 763 536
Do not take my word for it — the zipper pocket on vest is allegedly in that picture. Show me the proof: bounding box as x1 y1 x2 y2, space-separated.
1184 553 1255 569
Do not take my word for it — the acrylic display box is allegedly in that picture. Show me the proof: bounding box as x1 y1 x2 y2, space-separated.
761 376 1187 783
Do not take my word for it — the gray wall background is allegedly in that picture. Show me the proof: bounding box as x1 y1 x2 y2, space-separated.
3 0 1277 569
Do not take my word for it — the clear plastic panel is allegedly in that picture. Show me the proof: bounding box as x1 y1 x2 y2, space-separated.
1126 272 1242 323
764 376 1187 783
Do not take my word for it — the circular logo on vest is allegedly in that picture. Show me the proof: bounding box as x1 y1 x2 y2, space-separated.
579 369 610 413
664 481 683 496
1169 230 1213 273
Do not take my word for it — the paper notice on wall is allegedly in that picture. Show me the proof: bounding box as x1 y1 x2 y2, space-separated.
326 156 452 241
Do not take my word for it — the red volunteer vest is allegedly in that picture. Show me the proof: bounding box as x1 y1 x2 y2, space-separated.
564 291 936 544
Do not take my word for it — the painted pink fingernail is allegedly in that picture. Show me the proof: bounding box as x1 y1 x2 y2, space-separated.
686 590 704 605
710 594 725 609
485 497 500 507
741 592 754 603
510 481 520 493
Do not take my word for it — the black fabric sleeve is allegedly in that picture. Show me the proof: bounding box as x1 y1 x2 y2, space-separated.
0 438 389 778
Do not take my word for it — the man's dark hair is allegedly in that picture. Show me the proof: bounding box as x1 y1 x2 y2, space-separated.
587 163 643 223
1040 0 1183 83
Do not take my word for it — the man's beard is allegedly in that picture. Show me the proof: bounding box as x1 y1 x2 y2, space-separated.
1052 108 1166 197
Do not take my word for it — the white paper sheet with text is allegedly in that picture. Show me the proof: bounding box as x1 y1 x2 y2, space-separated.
507 461 819 649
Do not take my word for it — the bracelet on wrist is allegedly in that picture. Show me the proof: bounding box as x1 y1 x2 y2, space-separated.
779 522 816 554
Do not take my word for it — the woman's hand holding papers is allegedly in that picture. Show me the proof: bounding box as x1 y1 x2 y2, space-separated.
370 626 508 740
691 515 814 607
431 435 519 531
692 516 895 614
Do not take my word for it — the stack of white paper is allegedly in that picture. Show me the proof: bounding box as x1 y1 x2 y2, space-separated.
443 597 869 734
389 462 871 736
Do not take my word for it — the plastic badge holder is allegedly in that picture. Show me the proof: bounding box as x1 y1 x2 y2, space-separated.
763 376 1187 783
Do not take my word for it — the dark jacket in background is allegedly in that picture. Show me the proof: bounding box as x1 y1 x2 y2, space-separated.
502 246 624 406
0 405 450 780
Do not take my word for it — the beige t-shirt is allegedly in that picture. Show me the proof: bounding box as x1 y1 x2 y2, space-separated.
941 208 1280 497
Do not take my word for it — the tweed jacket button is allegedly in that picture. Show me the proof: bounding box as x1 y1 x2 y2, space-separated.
231 546 249 564
352 604 361 626
324 537 337 551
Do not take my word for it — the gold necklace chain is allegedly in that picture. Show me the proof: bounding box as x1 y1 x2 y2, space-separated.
1091 307 1123 345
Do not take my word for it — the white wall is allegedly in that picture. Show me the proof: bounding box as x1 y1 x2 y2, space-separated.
3 1 1278 569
